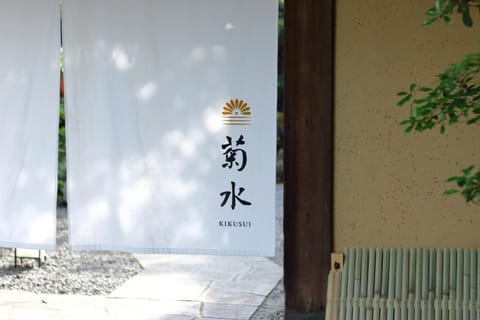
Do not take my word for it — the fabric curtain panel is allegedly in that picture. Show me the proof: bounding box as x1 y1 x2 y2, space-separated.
0 0 60 249
63 0 278 255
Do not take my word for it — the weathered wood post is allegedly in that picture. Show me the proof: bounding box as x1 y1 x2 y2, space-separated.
284 0 334 318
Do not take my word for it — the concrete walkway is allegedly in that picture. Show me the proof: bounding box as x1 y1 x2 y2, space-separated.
0 254 283 319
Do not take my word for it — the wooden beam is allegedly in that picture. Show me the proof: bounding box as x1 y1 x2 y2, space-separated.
283 0 334 318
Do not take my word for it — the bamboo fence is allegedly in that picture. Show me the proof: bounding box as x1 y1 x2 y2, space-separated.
327 249 480 320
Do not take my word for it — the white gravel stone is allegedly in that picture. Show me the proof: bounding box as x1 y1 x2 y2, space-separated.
0 208 142 295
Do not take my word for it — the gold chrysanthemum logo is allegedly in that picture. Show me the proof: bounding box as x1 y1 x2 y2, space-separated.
222 99 251 126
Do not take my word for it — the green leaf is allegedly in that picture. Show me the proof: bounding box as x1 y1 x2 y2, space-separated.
456 177 467 187
419 87 432 92
427 7 437 16
443 189 460 195
409 84 417 92
397 95 411 107
466 115 480 124
440 125 445 134
462 9 473 27
404 124 415 135
462 165 475 176
412 108 418 117
399 119 412 126
397 91 409 96
449 115 458 125
443 16 452 24
454 61 463 76
426 120 436 129
446 176 460 183
423 18 436 26
413 97 430 104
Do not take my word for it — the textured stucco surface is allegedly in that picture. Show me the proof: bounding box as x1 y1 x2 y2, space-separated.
335 0 480 250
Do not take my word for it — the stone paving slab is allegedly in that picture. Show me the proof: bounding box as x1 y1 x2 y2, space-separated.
112 254 283 319
110 274 211 301
199 287 265 306
202 303 258 319
105 299 201 319
0 254 283 319
0 292 202 320
209 280 276 297
0 292 107 320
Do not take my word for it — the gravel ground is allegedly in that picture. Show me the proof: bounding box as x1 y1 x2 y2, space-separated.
0 208 142 295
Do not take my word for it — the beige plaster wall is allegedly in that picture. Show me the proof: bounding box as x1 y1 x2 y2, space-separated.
335 0 480 250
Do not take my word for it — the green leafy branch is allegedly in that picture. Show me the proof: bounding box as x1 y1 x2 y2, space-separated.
423 0 480 27
444 165 480 204
396 54 480 204
395 1 480 204
397 53 480 135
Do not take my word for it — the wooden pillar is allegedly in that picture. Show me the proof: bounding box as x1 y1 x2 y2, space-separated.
283 0 334 318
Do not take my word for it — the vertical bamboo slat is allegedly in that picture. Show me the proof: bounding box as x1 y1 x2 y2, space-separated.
410 249 417 320
416 249 423 320
334 267 342 320
367 248 376 320
360 248 368 320
381 249 389 320
374 248 383 320
429 249 436 320
347 248 356 320
451 249 457 320
464 250 471 320
457 249 464 320
401 249 409 320
340 248 350 320
387 249 396 320
469 250 476 320
395 249 403 320
327 271 334 320
436 249 443 320
443 249 450 320
354 248 362 320
422 249 429 320
477 250 480 320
